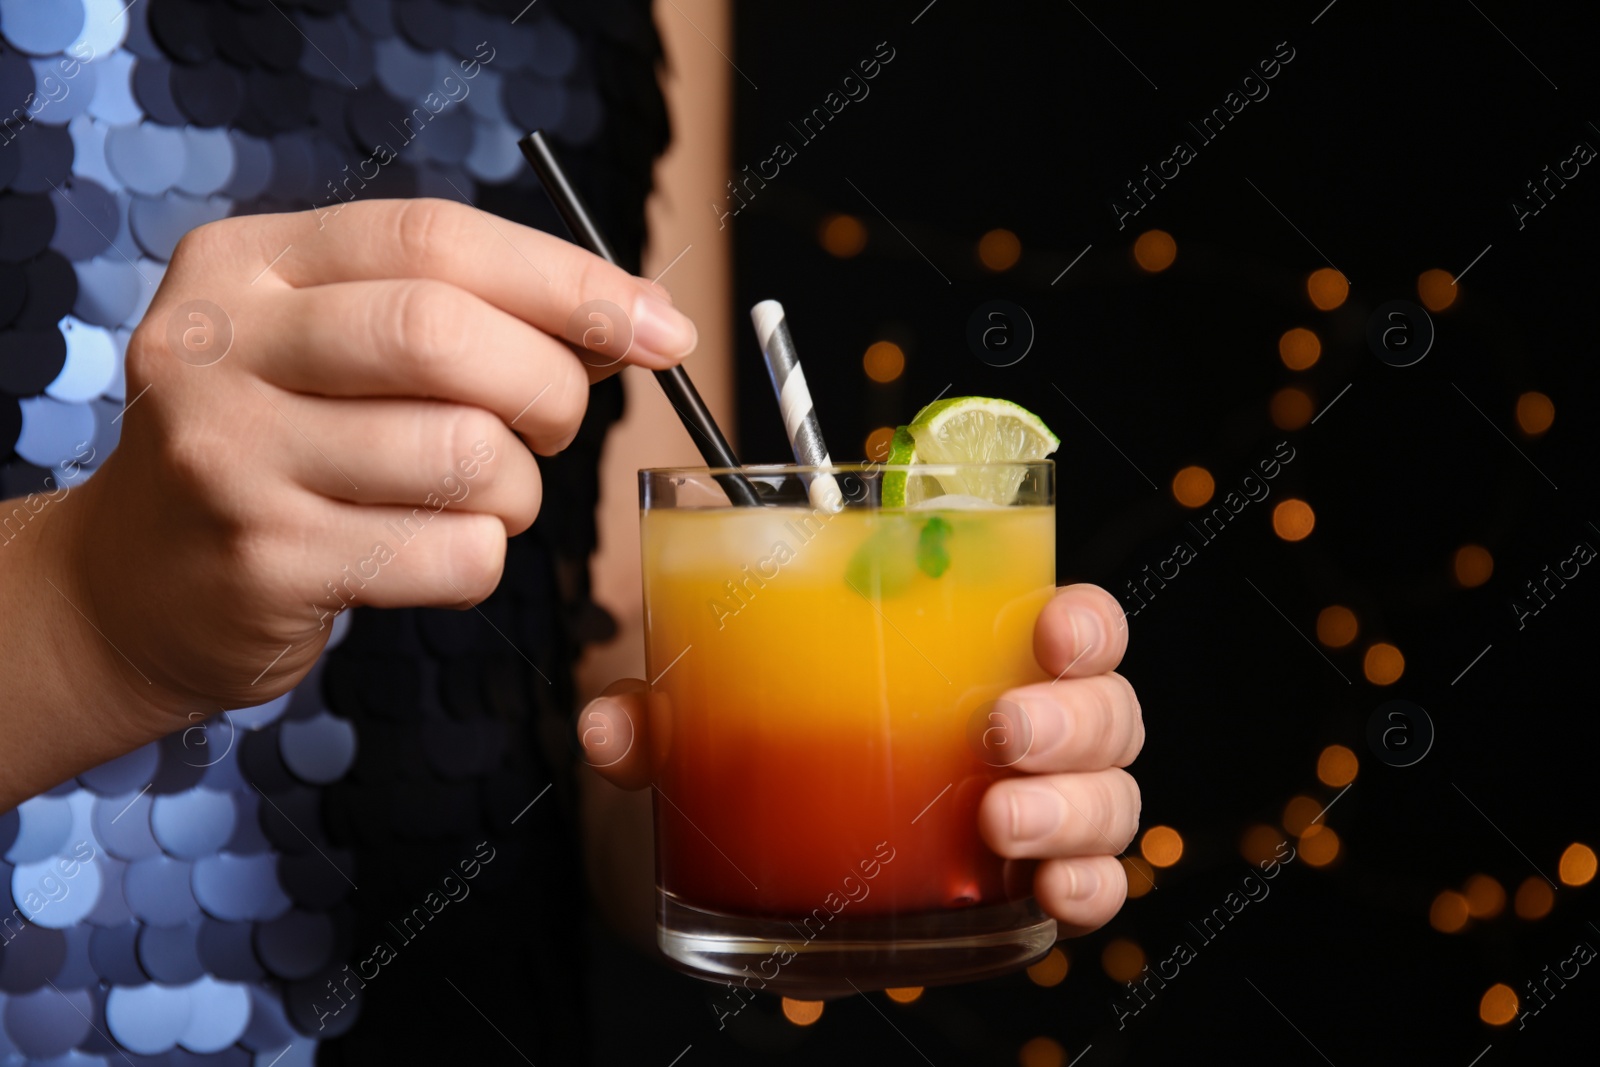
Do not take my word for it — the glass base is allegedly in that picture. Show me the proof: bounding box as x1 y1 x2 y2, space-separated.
657 891 1057 998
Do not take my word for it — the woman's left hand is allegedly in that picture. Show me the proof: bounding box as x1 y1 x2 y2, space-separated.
977 583 1143 936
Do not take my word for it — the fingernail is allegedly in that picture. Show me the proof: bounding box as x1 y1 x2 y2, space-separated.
1009 788 1061 842
635 275 673 302
1070 607 1106 659
1069 863 1102 900
632 292 697 363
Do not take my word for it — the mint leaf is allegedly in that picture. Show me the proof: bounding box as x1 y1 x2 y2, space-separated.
845 518 919 598
917 517 952 578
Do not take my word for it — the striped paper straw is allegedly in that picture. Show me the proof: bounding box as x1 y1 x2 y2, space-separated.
751 300 843 512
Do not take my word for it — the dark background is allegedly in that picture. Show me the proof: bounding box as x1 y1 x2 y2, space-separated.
597 1 1599 1063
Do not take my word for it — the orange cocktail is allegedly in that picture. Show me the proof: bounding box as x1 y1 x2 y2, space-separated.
641 463 1057 996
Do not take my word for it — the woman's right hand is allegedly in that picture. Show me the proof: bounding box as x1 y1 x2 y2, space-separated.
20 198 695 782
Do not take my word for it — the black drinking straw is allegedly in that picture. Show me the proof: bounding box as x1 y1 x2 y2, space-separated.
518 131 763 507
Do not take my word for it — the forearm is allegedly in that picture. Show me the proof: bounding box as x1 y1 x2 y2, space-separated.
0 483 165 812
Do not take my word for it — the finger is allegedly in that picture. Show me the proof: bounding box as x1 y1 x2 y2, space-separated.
237 200 697 371
977 769 1141 860
1033 854 1129 936
1035 583 1130 680
260 279 592 455
997 673 1143 773
288 504 511 627
576 679 652 791
261 390 541 535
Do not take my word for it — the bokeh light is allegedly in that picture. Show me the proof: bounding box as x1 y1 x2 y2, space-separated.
1101 939 1146 982
1417 269 1458 311
885 987 924 1004
1282 796 1321 837
1307 268 1349 310
1316 606 1358 648
1429 890 1469 933
1134 229 1176 272
1278 328 1321 370
979 228 1022 271
1019 1036 1066 1067
1515 391 1555 436
782 998 824 1025
1317 744 1358 787
1479 984 1518 1026
1464 874 1506 919
1559 842 1596 886
863 341 905 383
1514 877 1554 920
1299 824 1340 867
1141 826 1184 868
1122 856 1156 898
1454 544 1494 588
1171 465 1215 508
865 426 896 461
1027 947 1070 988
1363 643 1405 685
1271 386 1314 430
1241 824 1285 865
819 213 867 257
1273 498 1315 541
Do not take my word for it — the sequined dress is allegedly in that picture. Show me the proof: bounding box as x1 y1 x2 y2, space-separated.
0 1 668 1062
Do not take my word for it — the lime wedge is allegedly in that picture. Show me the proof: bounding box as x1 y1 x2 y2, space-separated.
881 426 924 507
904 396 1058 504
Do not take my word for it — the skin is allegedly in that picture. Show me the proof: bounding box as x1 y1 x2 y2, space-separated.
577 583 1145 936
0 198 695 812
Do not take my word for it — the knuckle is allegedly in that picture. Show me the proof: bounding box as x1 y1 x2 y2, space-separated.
388 279 469 376
545 356 590 438
393 198 465 268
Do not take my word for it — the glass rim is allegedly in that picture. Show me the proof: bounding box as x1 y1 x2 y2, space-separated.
640 460 1055 477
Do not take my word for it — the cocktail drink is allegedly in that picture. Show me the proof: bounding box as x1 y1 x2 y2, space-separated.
641 462 1057 997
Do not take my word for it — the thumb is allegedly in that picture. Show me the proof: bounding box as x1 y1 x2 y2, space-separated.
576 678 653 790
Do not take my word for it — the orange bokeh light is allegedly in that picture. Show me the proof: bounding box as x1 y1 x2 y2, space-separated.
1122 855 1156 898
1429 890 1470 933
885 987 924 1004
1307 268 1348 310
1417 269 1458 311
782 998 824 1026
1363 643 1405 685
1172 466 1215 508
1101 939 1146 982
1140 826 1184 868
863 341 905 383
1019 1036 1067 1067
1027 948 1070 988
1514 877 1554 920
1282 796 1321 837
1479 984 1518 1026
1454 545 1494 588
1299 824 1340 867
1463 874 1506 919
1271 386 1314 430
1279 328 1321 370
1316 606 1358 648
1134 229 1177 272
865 426 896 461
1317 744 1358 787
979 228 1022 271
819 214 867 257
1240 824 1285 865
1273 498 1315 541
1559 842 1597 886
1516 392 1555 435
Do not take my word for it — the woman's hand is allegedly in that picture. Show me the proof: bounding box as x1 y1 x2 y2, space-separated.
575 583 1143 937
36 198 696 744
